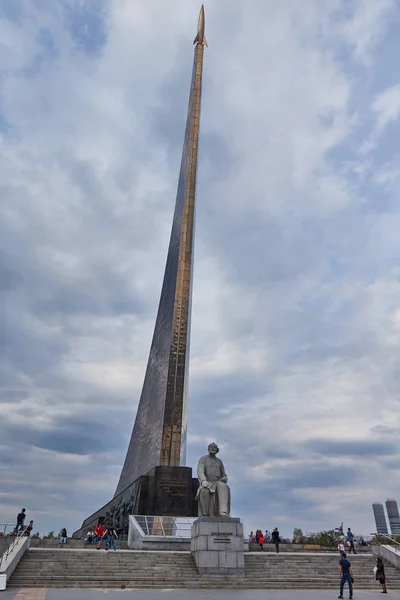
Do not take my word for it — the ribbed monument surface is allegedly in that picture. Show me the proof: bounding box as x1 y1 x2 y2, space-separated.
73 7 207 538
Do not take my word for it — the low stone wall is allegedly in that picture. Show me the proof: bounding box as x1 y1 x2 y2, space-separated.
248 542 371 553
0 536 31 590
372 545 400 570
0 538 13 556
30 538 128 549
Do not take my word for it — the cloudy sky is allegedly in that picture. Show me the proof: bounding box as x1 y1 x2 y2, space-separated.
1 0 400 539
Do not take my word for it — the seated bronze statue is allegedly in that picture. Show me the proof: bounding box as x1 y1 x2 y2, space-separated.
196 442 231 517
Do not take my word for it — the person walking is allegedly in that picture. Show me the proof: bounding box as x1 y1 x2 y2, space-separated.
59 528 67 544
258 531 265 551
95 523 105 549
14 508 26 534
376 556 387 594
104 524 118 552
24 520 34 537
338 552 354 599
271 527 280 553
338 541 345 557
347 528 357 554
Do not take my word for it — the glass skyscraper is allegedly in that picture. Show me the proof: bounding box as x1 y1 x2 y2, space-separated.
386 499 400 535
372 502 389 534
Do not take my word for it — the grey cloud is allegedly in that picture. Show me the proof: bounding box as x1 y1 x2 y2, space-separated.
0 390 31 403
305 439 398 457
2 421 111 456
371 424 400 436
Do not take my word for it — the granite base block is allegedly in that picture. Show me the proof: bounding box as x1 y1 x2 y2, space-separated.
191 516 245 577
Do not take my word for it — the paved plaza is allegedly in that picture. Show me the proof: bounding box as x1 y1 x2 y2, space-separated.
2 590 400 600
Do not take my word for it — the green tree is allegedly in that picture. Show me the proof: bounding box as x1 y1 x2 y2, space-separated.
313 529 342 547
292 528 305 544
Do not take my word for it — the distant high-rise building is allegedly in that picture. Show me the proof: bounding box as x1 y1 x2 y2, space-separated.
373 502 389 534
386 499 400 535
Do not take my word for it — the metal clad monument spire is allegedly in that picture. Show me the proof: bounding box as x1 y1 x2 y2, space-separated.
114 6 207 497
72 7 206 537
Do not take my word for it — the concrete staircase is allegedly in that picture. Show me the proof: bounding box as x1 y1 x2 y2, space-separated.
8 549 400 589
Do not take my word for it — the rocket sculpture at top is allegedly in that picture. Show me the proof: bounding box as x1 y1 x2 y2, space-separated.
193 5 208 47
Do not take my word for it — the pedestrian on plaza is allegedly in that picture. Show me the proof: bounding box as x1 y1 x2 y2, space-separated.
24 520 34 537
338 541 345 556
347 528 357 554
271 527 280 553
104 524 118 552
376 556 387 594
258 531 265 551
265 530 270 544
249 530 254 542
338 552 354 599
95 523 105 549
14 508 26 534
59 528 67 544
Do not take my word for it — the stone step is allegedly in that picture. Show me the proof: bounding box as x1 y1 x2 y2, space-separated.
8 582 400 590
16 572 397 581
8 574 396 583
12 564 399 573
9 548 400 590
18 563 397 573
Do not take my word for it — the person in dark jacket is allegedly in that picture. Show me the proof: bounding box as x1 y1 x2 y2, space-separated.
376 557 387 594
24 520 33 537
59 528 67 544
347 528 357 554
104 524 118 552
338 552 353 599
271 528 280 553
14 508 26 534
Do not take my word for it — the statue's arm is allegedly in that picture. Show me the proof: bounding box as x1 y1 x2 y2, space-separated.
219 459 228 483
197 457 208 486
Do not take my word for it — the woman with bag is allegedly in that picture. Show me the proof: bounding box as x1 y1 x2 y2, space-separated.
376 557 387 593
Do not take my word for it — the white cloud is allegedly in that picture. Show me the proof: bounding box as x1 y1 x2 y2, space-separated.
338 0 395 65
0 0 399 538
372 83 400 132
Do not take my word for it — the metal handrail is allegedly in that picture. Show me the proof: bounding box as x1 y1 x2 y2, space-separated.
0 530 26 571
133 515 196 538
0 524 16 537
370 532 400 546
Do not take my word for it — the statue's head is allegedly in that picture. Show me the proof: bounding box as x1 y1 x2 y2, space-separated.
208 442 219 455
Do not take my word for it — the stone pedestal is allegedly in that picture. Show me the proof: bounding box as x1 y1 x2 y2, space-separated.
191 516 244 576
73 466 198 539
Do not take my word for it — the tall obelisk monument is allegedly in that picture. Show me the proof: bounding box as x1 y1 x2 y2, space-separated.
114 6 207 496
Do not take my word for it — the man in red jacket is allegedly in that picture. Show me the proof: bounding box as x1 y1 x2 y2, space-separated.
94 524 105 550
